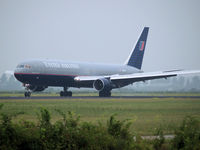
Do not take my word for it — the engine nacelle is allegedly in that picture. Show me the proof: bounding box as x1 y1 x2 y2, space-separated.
93 78 112 91
28 85 46 92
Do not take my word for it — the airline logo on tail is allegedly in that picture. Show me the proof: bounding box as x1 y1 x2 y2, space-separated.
139 41 145 51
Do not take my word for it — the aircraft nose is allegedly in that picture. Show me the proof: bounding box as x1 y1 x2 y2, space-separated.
14 65 24 82
14 68 21 81
14 67 21 75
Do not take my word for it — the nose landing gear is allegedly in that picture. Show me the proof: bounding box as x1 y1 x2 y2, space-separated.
24 84 31 98
24 91 31 97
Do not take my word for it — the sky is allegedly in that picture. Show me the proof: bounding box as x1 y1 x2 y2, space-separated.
0 0 200 76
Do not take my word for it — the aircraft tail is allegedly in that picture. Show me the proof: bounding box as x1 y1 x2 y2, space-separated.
125 27 149 70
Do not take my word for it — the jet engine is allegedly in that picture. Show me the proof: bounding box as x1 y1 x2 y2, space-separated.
93 78 112 91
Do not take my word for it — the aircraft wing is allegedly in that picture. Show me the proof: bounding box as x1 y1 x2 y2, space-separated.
74 70 200 87
110 70 200 81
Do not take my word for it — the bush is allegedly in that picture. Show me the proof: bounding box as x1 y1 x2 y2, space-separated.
1 105 200 150
0 108 28 150
152 127 165 150
0 107 137 150
172 116 200 150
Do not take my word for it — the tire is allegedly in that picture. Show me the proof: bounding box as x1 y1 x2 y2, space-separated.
27 92 31 97
67 91 72 97
24 92 27 97
60 91 72 97
64 91 72 97
24 92 31 97
60 91 64 97
99 91 111 97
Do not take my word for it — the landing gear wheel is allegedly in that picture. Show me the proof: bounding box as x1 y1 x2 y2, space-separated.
60 91 64 97
99 91 111 97
24 91 31 97
67 91 72 97
60 91 72 97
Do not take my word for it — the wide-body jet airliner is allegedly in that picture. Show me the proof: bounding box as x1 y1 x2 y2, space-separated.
14 27 200 97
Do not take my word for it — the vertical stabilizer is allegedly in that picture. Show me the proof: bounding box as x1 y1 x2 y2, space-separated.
125 27 149 69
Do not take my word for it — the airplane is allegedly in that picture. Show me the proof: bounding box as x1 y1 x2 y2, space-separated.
14 27 200 97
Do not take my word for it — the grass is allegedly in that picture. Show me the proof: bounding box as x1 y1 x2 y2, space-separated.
0 95 200 135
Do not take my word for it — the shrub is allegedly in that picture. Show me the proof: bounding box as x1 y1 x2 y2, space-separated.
107 115 134 150
0 107 27 150
152 127 165 150
172 116 200 150
5 106 200 149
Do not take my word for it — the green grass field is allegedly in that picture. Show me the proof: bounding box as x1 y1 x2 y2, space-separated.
0 94 200 135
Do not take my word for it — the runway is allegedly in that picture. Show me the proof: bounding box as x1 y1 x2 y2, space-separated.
0 95 200 100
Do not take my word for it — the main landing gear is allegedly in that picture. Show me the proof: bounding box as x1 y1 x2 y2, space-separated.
99 90 111 97
60 87 72 97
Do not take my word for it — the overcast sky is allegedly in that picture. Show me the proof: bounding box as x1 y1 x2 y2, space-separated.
0 0 200 75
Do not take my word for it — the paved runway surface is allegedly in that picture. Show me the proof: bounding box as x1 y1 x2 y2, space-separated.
141 135 175 140
0 96 200 100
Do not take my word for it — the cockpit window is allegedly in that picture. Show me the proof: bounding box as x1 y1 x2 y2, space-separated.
17 64 31 69
17 65 24 68
24 65 31 69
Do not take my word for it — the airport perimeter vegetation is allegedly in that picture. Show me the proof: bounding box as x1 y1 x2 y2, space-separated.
0 92 200 136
